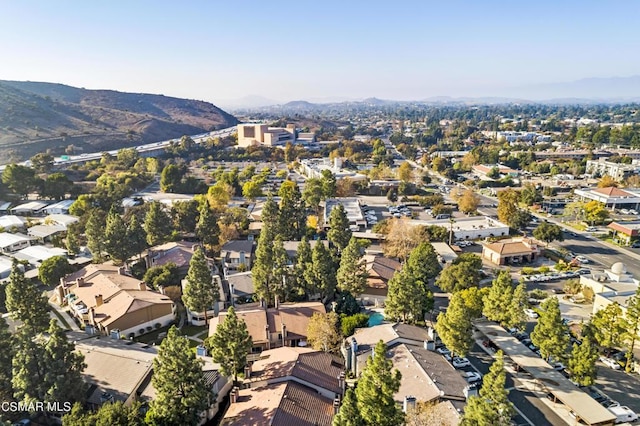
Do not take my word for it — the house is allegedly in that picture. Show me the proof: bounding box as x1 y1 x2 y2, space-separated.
43 214 79 228
77 334 232 425
11 200 50 216
482 237 539 266
146 241 211 276
472 164 519 179
222 346 343 426
57 264 176 337
209 302 326 353
0 256 13 280
0 215 26 230
360 254 402 305
0 232 31 254
342 323 469 424
14 245 67 266
27 224 67 243
226 271 255 305
221 240 254 273
44 199 76 215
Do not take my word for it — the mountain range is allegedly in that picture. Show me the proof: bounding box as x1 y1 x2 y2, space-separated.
0 80 238 162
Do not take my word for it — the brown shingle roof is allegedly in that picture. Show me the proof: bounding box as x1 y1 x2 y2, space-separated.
484 241 533 255
365 255 402 282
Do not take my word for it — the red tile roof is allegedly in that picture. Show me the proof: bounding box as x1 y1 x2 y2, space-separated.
593 187 633 198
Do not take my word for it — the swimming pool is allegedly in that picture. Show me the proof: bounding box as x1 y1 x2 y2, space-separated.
368 312 384 327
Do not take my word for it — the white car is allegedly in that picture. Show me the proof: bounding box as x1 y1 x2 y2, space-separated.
436 347 451 356
575 255 589 264
600 356 621 370
463 371 482 384
525 309 539 319
452 357 471 368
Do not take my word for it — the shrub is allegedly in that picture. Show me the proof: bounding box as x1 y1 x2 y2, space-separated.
521 267 535 275
341 313 370 337
564 279 583 295
538 266 550 274
582 286 595 302
528 289 548 300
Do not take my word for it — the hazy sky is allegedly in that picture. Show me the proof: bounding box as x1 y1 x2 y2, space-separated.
1 1 639 103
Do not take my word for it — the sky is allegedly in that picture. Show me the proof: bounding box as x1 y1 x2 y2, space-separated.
0 1 639 104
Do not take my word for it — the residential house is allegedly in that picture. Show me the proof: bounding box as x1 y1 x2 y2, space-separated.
482 237 539 266
221 240 254 274
43 213 79 228
222 346 343 426
146 241 211 277
360 254 402 306
57 264 176 337
0 232 31 254
209 302 326 353
11 200 49 216
44 199 76 215
27 224 67 244
226 271 255 305
0 215 26 230
14 245 67 267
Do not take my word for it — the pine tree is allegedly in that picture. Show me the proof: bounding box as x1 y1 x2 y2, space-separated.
355 340 404 426
126 215 148 258
461 351 514 426
38 255 72 287
623 287 640 372
104 208 131 263
568 336 599 386
63 401 144 426
531 297 570 362
591 302 628 356
85 210 107 262
12 328 48 405
43 319 86 404
0 317 13 405
206 307 252 384
261 196 281 236
309 241 337 300
6 260 50 334
146 326 209 425
182 247 217 325
327 204 351 253
482 270 515 327
293 237 313 298
505 282 527 331
271 237 292 302
278 180 307 240
144 201 173 246
196 203 220 254
404 242 442 283
337 237 368 296
435 291 473 357
385 268 432 324
252 222 275 305
333 388 364 426
65 221 81 256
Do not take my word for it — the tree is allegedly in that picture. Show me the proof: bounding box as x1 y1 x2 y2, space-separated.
397 162 414 182
196 203 220 253
483 271 523 329
126 214 148 257
458 189 480 214
436 261 479 293
2 164 38 198
171 200 199 234
355 341 404 426
206 307 252 384
278 180 307 240
591 302 628 355
146 326 209 425
386 188 398 203
293 237 314 299
0 317 13 404
404 242 442 284
182 247 217 325
597 175 618 188
302 178 324 216
63 401 144 426
533 222 564 246
306 312 342 353
143 263 180 290
436 291 474 357
461 351 513 426
519 183 543 206
65 221 81 256
624 287 640 371
144 201 172 246
6 260 50 333
85 210 107 262
38 255 72 287
583 200 609 225
242 180 262 201
337 238 368 296
531 297 570 362
496 188 520 228
385 268 432 324
321 169 337 199
333 388 364 426
308 241 337 300
160 164 184 193
568 336 599 386
43 172 74 200
252 217 276 305
327 204 352 253
341 313 369 337
30 152 54 174
104 208 132 264
383 218 420 261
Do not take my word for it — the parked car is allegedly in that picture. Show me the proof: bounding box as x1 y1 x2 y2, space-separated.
575 255 590 264
463 371 482 384
436 347 451 356
631 241 640 248
600 356 622 370
525 309 539 319
452 357 471 368
585 226 597 232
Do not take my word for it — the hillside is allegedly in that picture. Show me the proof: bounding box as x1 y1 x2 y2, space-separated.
0 80 238 162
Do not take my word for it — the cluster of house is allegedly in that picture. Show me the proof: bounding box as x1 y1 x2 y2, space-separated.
0 199 79 279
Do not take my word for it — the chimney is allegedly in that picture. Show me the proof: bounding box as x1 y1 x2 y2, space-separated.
281 324 287 347
118 266 126 276
403 396 417 413
89 307 95 325
275 295 279 310
77 277 85 287
333 397 341 415
60 277 66 287
244 364 252 379
338 372 346 393
95 294 103 307
139 281 147 291
230 388 238 404
56 285 65 306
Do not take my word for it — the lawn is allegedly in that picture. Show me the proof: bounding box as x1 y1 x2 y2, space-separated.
51 309 71 330
135 324 175 344
181 324 207 337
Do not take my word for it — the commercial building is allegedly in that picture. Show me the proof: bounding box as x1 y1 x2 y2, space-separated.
299 158 367 182
472 164 519 179
580 262 639 318
324 198 367 229
236 123 315 148
482 237 539 266
607 221 640 246
574 186 640 211
586 158 640 180
411 216 510 241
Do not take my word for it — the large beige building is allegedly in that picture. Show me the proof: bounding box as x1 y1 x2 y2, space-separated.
237 123 296 147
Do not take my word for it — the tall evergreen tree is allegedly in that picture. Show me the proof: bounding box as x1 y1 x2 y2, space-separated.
293 237 313 299
126 215 148 258
252 223 275 305
435 291 474 357
261 195 281 236
104 208 132 263
271 237 292 302
385 268 433 324
327 204 351 253
333 388 364 426
182 247 218 325
404 242 442 283
355 340 404 426
85 210 107 262
144 201 173 246
0 317 13 405
568 336 599 386
196 203 220 254
63 401 144 426
206 307 252 384
483 271 520 328
462 351 513 426
309 241 337 300
6 260 49 334
623 287 640 371
12 328 48 405
146 326 209 426
531 297 570 362
278 180 307 240
591 302 628 356
337 237 368 296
